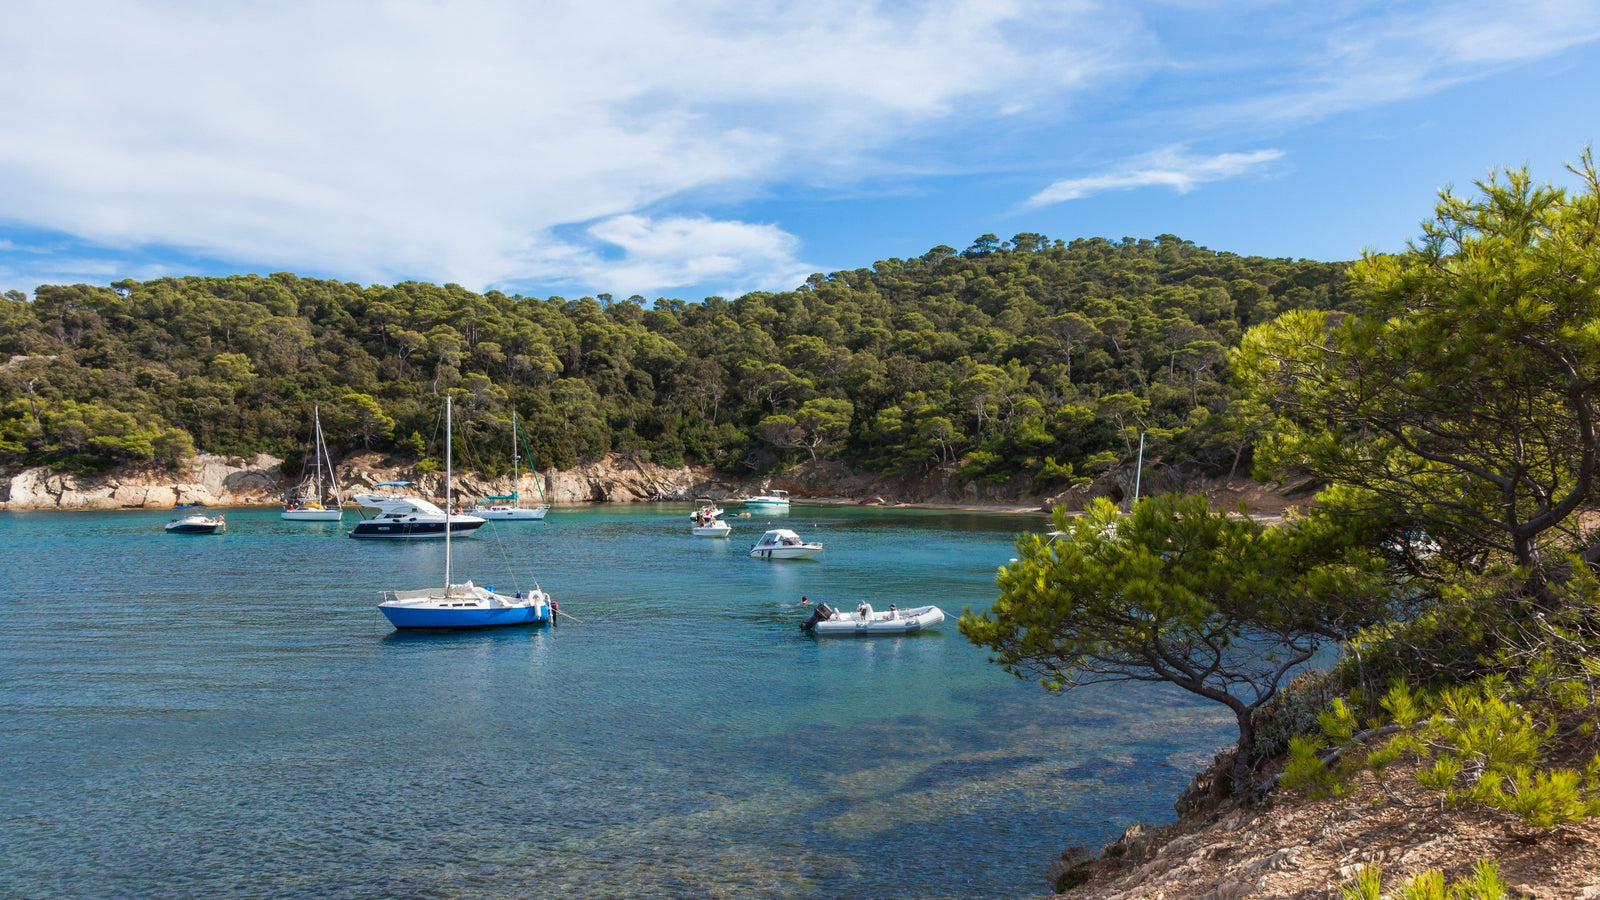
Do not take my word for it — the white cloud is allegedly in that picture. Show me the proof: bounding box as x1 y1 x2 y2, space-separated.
541 214 815 299
1 1 1597 296
1027 147 1284 207
0 0 1145 296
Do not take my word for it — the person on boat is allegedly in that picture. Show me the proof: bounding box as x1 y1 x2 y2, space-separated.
888 603 898 619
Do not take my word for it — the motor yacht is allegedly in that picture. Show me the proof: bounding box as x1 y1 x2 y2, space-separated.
349 482 485 539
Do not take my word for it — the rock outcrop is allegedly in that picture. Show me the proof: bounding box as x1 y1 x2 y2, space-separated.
0 454 286 510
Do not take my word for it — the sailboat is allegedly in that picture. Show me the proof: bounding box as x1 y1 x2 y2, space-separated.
472 411 551 521
282 404 344 521
377 396 553 629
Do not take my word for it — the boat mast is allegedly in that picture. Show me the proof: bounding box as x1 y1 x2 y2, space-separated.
511 411 521 510
312 404 323 504
444 395 452 593
317 406 342 511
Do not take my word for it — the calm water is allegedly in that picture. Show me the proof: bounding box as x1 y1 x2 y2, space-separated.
0 505 1230 899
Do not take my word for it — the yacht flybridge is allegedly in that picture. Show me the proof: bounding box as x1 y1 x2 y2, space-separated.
348 482 485 539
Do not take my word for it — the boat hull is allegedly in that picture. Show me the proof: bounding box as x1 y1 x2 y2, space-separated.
281 508 342 521
476 506 549 520
748 544 821 559
693 524 732 537
348 519 485 539
379 604 550 629
165 523 224 534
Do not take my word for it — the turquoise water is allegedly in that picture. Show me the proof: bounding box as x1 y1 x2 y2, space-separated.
0 505 1231 899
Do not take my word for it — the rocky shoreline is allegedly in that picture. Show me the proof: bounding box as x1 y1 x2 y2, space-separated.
0 453 1303 518
1056 757 1600 900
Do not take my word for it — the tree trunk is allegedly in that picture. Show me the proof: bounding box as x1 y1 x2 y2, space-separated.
1230 708 1257 797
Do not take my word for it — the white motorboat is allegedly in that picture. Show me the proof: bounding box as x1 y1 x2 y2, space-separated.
749 528 821 559
377 396 553 630
688 497 725 520
349 482 485 539
472 411 551 521
282 403 343 521
691 514 731 538
801 602 944 635
165 512 225 534
742 489 790 508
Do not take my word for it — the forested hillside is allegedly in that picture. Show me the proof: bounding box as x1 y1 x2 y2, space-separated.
0 233 1352 485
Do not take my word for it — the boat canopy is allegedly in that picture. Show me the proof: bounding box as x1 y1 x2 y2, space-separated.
374 481 414 487
483 492 518 501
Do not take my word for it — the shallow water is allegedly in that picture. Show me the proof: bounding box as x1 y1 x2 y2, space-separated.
0 504 1231 898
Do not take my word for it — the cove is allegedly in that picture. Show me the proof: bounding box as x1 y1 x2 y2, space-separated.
0 504 1232 898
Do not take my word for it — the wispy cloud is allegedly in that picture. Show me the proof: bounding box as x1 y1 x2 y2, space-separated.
1194 2 1600 125
1026 147 1284 207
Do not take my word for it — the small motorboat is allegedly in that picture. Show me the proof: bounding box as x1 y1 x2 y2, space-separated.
688 497 725 520
801 602 944 635
165 512 225 534
691 512 731 538
749 528 821 559
742 489 790 508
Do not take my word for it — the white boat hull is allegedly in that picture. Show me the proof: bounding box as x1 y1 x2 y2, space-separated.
281 508 341 521
749 543 821 559
476 505 550 520
807 604 944 635
693 522 732 537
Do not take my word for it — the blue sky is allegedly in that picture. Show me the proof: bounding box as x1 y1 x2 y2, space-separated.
2 1 1598 302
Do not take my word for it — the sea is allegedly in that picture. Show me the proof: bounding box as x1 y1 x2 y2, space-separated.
0 504 1232 899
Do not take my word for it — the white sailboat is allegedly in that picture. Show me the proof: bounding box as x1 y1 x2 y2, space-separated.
473 411 551 521
377 396 553 629
282 404 343 521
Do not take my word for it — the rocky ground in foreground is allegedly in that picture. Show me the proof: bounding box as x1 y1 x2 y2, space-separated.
1057 759 1600 900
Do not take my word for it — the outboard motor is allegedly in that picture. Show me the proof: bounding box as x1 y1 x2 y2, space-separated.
800 603 834 632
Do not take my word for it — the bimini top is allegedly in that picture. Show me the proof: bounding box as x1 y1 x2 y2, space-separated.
756 528 806 543
374 481 415 488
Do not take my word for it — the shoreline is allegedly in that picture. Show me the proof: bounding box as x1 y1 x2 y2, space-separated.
0 496 1055 516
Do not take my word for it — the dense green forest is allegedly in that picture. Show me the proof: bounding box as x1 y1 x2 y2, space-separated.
0 233 1352 483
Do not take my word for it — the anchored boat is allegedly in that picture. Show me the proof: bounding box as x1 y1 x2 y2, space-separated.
741 489 790 508
748 528 821 559
282 403 343 521
165 512 225 534
472 411 550 521
348 483 485 539
801 602 944 635
377 396 552 630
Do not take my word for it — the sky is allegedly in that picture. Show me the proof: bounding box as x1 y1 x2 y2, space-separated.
2 0 1599 302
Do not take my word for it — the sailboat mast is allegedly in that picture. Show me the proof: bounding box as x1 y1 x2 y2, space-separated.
312 404 323 503
444 395 452 592
511 412 521 510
